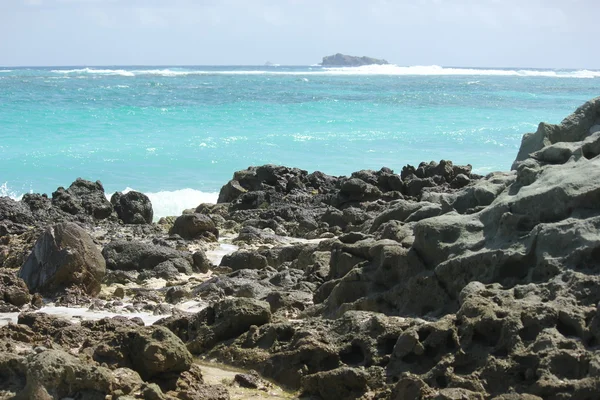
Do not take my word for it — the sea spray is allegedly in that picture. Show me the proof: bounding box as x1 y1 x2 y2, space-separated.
108 188 219 220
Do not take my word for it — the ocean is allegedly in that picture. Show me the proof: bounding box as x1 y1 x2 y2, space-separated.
1 65 599 217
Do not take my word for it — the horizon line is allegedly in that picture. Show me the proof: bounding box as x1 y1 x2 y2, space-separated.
1 64 598 71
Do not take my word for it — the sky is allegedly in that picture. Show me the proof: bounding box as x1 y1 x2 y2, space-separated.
0 0 597 68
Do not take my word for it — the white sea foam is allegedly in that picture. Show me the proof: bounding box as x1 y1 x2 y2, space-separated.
0 70 12 73
51 68 135 77
111 187 219 220
0 182 23 200
0 299 212 327
47 65 600 78
4 182 217 220
320 64 600 78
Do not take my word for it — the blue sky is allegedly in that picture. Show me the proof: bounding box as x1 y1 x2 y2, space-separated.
0 0 597 68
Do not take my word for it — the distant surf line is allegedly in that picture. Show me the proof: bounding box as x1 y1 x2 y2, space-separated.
44 65 600 79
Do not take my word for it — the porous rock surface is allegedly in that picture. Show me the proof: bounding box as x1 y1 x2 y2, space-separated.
2 98 600 399
19 222 106 296
111 190 154 224
189 97 600 399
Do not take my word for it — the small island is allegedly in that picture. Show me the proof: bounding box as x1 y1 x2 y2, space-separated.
321 53 389 67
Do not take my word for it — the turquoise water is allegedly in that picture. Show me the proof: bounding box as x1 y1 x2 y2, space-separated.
1 65 599 216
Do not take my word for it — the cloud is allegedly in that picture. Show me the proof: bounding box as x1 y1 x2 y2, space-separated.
1 0 598 67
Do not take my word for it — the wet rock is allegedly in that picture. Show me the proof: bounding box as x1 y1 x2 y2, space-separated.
19 222 106 296
111 190 154 224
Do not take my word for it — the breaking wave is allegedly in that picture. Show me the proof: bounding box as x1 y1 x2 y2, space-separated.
45 65 600 78
111 187 219 220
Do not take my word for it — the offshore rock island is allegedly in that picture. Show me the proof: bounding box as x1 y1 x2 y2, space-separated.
321 53 389 67
1 98 600 399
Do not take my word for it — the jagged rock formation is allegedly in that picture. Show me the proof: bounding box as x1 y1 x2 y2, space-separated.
321 53 389 67
512 96 600 169
193 97 600 398
3 98 600 399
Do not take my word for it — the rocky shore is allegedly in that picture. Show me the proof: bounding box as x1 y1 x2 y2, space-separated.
1 98 600 399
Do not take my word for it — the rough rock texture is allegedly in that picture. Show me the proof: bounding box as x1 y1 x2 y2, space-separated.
170 213 219 240
158 97 600 399
0 314 218 399
513 96 600 169
19 222 106 296
157 297 271 353
17 349 115 399
111 190 154 224
219 250 268 271
52 178 114 220
0 197 34 225
321 53 389 66
4 98 600 400
102 240 191 272
0 272 30 308
85 324 194 381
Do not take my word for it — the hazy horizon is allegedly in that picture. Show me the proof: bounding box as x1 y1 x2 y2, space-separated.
2 63 600 70
0 0 597 69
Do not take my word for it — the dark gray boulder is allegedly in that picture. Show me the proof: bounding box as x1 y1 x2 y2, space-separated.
51 178 113 220
111 190 153 224
0 196 34 225
339 178 382 203
219 250 268 271
129 326 193 380
102 240 191 272
192 250 212 273
217 180 247 203
19 222 106 296
170 213 219 240
138 261 181 282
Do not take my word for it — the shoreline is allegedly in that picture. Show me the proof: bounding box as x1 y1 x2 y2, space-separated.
1 98 600 398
